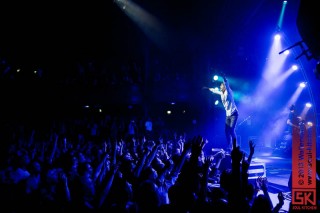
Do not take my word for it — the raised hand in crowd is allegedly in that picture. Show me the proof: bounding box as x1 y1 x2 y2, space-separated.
191 135 206 157
272 192 285 213
231 138 243 165
256 176 274 210
248 140 255 165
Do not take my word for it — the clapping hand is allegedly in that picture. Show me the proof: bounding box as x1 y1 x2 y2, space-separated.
256 176 268 191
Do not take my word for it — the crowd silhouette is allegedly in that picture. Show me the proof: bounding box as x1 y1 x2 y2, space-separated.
0 112 291 213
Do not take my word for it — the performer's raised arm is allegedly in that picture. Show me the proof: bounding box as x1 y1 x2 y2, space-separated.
202 86 222 95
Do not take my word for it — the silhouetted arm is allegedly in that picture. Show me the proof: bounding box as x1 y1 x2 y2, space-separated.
272 192 284 213
257 176 274 209
247 140 255 165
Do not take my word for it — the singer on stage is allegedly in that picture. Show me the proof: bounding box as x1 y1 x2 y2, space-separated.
203 73 239 152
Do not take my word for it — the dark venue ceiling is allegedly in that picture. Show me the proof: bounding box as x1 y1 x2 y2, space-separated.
1 1 319 65
0 0 319 121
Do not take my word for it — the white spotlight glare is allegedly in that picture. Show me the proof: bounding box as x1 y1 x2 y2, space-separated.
292 65 298 70
284 50 290 55
214 100 219 105
307 122 313 127
306 103 312 108
299 82 306 88
274 34 281 40
213 75 219 81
